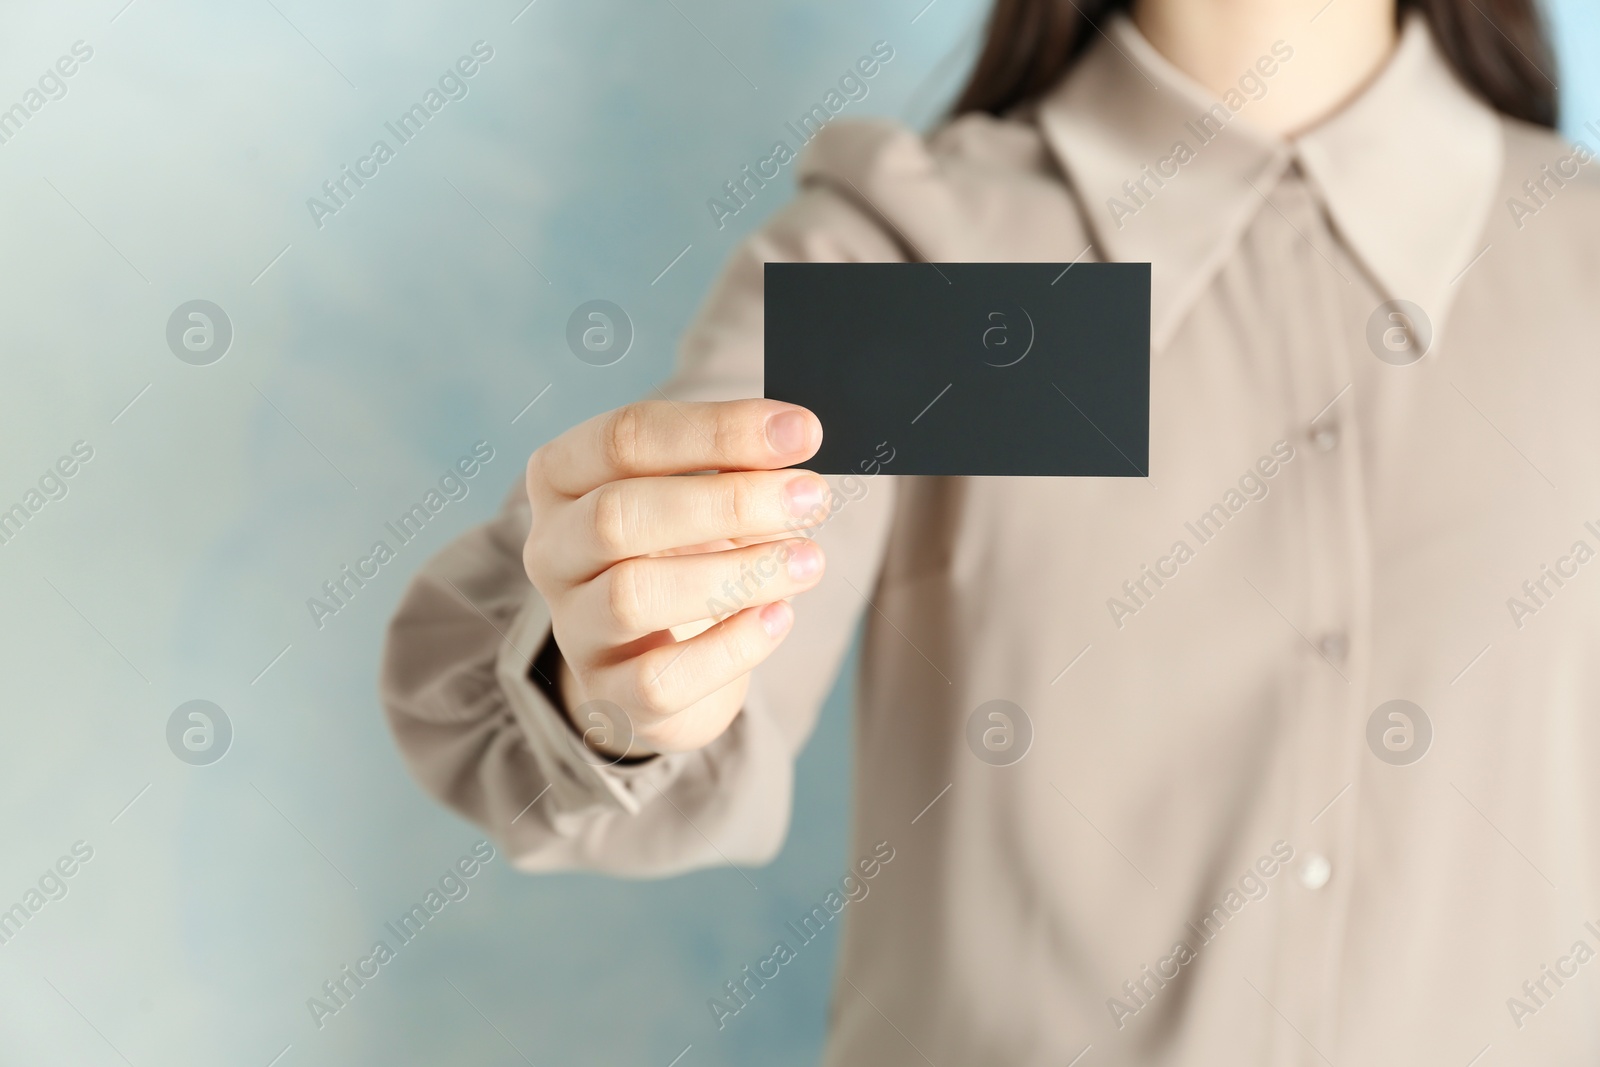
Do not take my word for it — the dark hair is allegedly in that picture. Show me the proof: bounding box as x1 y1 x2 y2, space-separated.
952 0 1557 127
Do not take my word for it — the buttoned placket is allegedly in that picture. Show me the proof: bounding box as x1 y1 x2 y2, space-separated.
1251 167 1375 1066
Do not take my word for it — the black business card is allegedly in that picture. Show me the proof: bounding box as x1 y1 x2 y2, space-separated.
764 262 1149 477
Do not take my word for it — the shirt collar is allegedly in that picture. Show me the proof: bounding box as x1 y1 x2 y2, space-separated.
1037 12 1503 351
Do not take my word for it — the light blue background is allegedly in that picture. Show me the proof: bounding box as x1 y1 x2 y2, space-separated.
0 2 1592 1065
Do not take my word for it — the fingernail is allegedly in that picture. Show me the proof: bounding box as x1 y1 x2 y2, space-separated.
786 542 822 581
766 410 810 454
760 600 793 638
784 476 826 518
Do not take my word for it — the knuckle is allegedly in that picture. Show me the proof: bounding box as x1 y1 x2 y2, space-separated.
521 539 542 587
722 476 763 533
628 657 679 719
725 615 769 670
589 483 632 557
521 517 556 589
522 496 576 594
601 405 645 472
711 405 753 464
524 446 546 492
604 558 650 632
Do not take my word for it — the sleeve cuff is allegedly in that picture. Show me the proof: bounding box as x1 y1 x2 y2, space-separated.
493 589 688 818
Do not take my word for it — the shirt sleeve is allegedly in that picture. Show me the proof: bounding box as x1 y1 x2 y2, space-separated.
379 173 905 877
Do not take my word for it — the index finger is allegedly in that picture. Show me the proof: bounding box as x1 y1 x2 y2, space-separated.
534 397 821 498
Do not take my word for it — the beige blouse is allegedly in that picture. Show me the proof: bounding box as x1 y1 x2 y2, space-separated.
381 14 1600 1065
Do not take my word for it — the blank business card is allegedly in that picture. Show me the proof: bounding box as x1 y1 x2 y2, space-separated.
764 262 1149 477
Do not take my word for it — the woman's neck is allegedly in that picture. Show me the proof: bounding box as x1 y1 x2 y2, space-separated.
1131 0 1399 136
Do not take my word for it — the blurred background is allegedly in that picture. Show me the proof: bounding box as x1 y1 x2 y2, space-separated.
0 1 1594 1064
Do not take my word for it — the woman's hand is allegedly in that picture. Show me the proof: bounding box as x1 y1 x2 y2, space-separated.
522 398 830 758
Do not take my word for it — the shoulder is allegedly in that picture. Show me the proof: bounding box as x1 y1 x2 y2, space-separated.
794 109 1059 183
1456 117 1600 347
763 110 1089 263
1495 117 1600 232
1499 118 1600 183
1475 117 1600 319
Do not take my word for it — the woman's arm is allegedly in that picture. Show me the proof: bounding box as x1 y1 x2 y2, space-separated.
379 179 904 875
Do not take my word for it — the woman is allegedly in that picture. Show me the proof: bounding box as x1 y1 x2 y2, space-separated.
382 0 1600 1062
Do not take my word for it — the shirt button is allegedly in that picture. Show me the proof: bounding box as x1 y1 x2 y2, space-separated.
1316 632 1348 664
1312 423 1340 452
1299 853 1332 890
